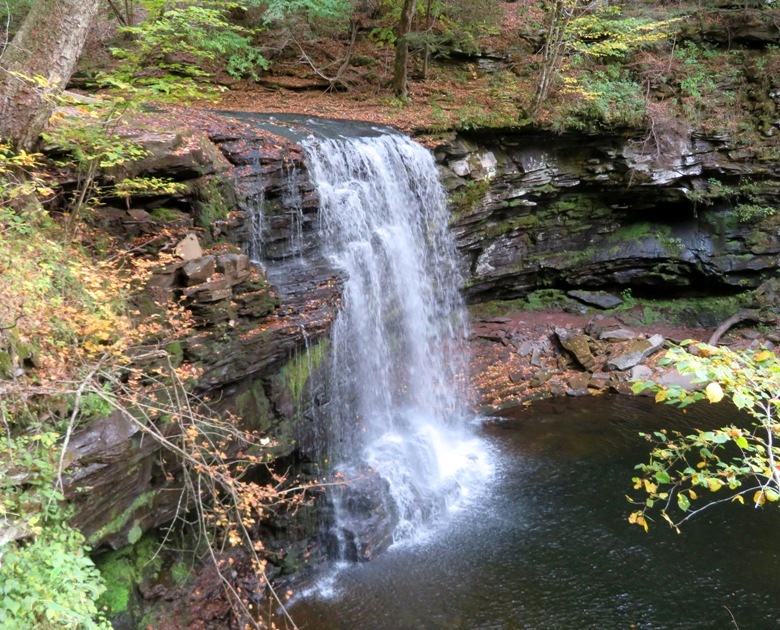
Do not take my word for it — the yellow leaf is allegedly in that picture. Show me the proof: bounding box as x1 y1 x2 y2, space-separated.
629 512 648 532
732 495 744 504
643 479 658 494
696 461 707 469
754 491 766 506
655 389 668 403
707 479 723 492
705 382 724 404
755 350 773 362
688 489 697 500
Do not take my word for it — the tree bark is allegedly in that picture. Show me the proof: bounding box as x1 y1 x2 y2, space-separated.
0 0 101 150
392 0 417 99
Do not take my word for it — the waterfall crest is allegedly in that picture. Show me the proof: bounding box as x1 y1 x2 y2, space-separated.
303 133 489 555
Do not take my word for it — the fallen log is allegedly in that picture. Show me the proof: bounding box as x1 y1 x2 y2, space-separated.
707 309 775 346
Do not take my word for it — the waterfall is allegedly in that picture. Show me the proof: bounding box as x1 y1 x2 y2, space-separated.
282 165 306 258
302 133 489 556
245 187 265 263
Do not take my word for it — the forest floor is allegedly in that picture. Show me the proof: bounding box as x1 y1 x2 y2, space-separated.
198 2 535 136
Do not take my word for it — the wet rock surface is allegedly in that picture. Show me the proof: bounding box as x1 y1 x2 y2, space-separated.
63 113 342 557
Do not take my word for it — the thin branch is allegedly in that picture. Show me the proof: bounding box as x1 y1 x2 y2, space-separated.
106 0 129 27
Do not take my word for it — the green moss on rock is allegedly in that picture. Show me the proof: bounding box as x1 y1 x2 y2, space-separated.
281 340 330 403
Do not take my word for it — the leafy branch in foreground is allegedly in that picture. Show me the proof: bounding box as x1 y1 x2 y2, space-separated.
628 343 780 532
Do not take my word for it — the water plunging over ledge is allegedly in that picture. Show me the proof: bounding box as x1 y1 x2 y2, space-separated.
225 110 490 557
301 131 490 557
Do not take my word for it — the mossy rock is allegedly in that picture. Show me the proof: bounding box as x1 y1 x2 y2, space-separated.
95 533 167 626
96 554 134 615
194 175 234 232
150 207 189 224
233 378 274 433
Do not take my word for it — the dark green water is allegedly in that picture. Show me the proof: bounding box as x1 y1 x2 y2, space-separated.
288 395 780 630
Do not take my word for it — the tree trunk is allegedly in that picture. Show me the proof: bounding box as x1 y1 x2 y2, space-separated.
392 0 417 99
421 0 434 81
532 0 578 115
0 0 101 150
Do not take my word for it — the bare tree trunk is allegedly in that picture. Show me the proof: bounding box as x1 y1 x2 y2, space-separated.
707 310 774 346
421 0 434 81
0 0 101 150
532 0 579 115
393 0 417 99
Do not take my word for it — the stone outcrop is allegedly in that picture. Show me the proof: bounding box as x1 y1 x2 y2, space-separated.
471 313 761 411
61 113 343 552
606 334 666 371
435 130 780 304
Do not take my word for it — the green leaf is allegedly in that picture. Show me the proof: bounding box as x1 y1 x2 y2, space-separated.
734 435 749 449
677 493 690 511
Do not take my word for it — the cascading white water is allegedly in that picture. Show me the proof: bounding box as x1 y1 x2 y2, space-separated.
245 188 265 263
282 166 306 258
302 133 490 549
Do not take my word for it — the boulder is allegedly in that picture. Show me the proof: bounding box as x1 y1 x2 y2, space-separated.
568 290 623 310
656 368 700 390
567 372 591 391
555 327 597 371
175 234 203 261
589 372 611 390
629 365 654 382
599 328 636 342
332 472 398 562
607 334 665 371
530 369 553 387
182 256 216 285
183 277 232 302
216 253 251 283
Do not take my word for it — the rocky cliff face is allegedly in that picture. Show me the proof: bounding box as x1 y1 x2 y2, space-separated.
64 114 341 558
435 129 779 303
